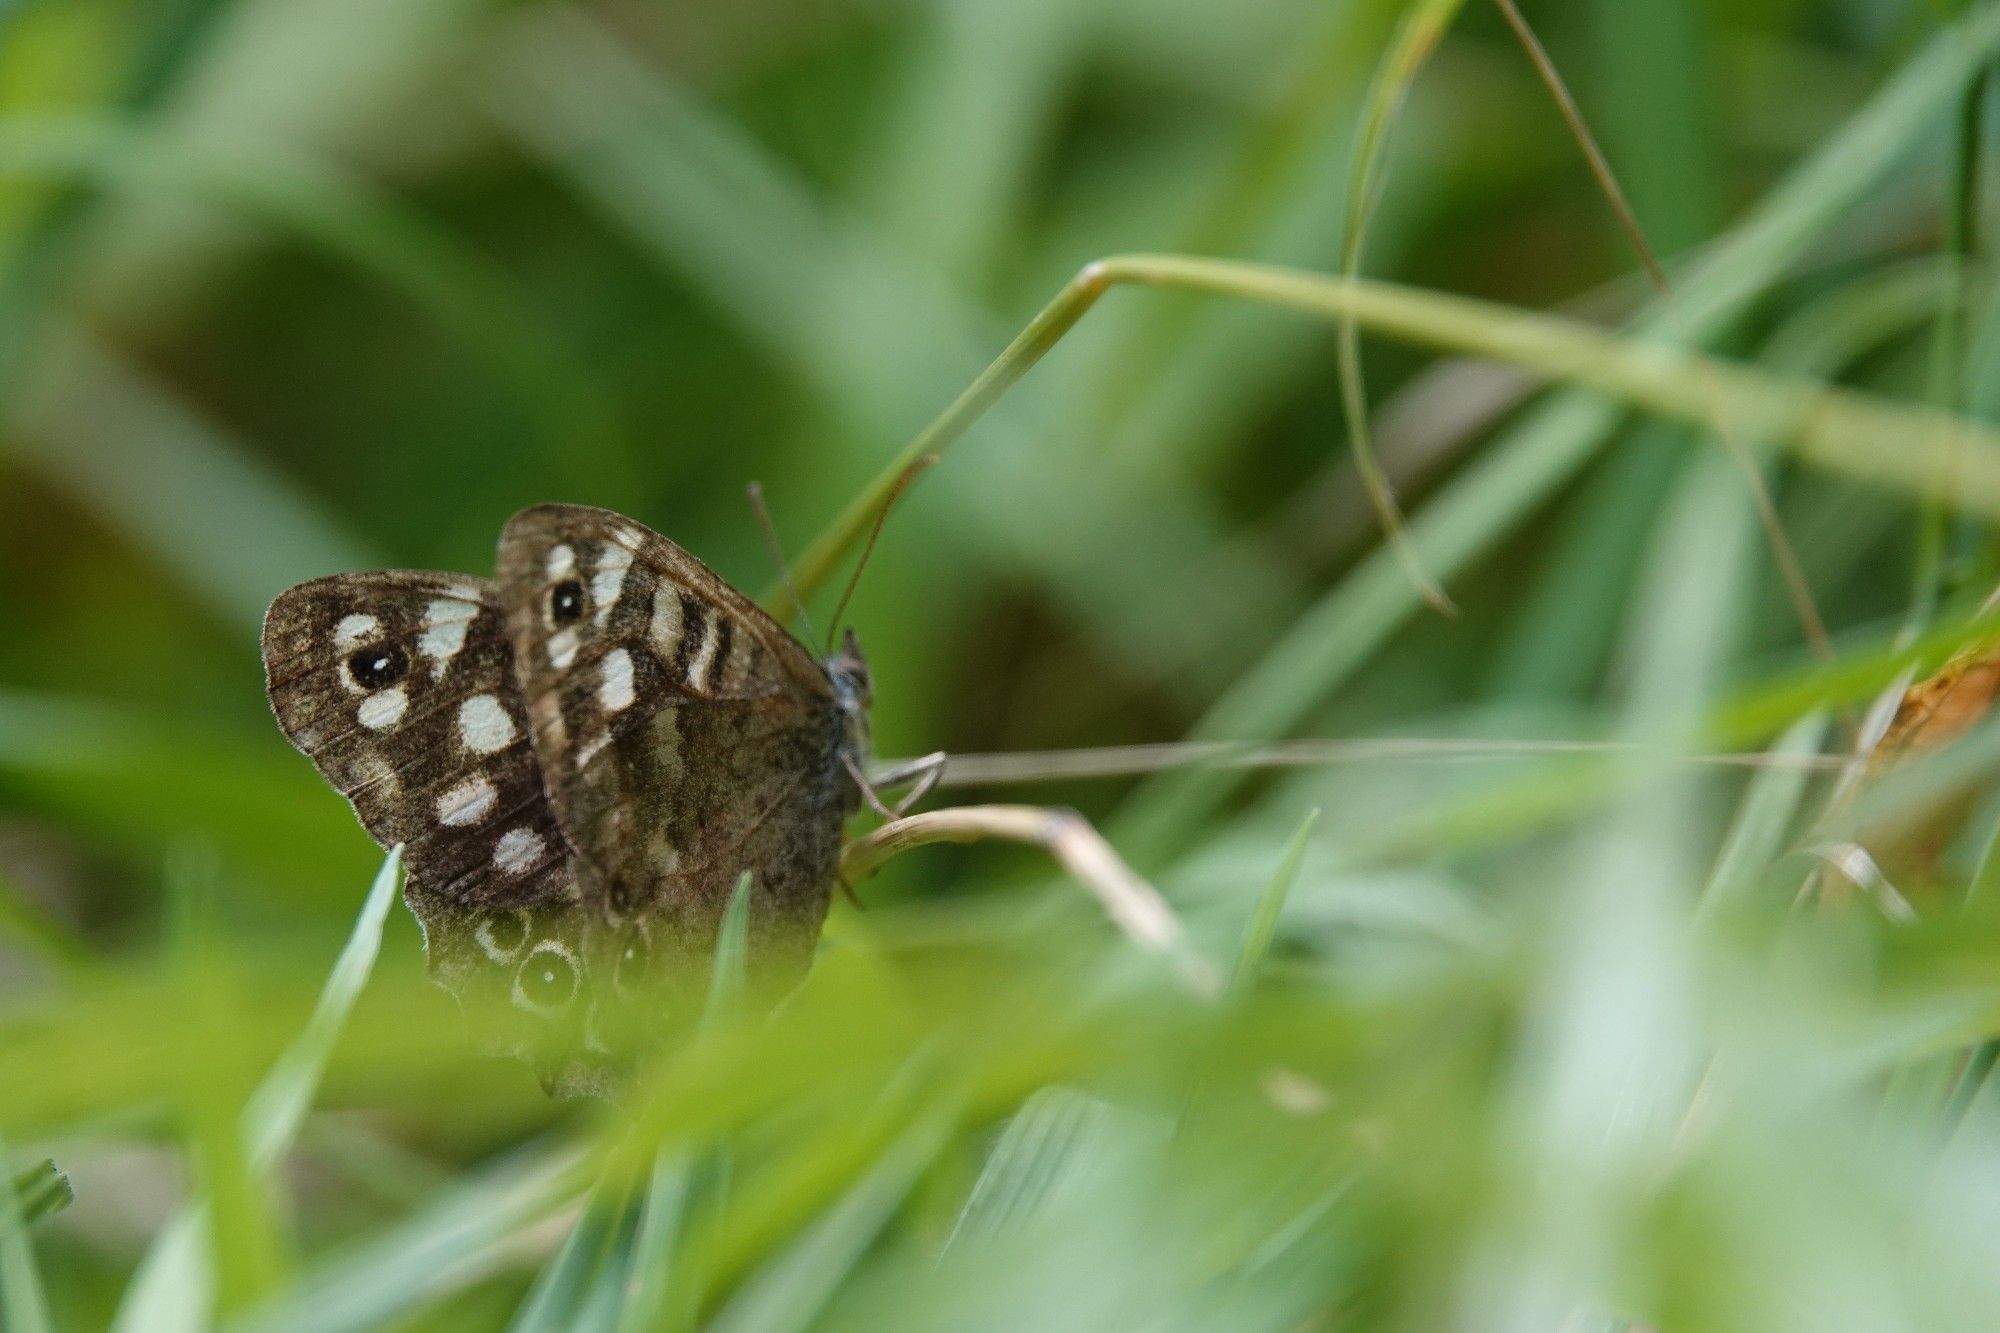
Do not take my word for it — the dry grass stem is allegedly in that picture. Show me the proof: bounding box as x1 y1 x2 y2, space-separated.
891 737 1849 788
841 805 1222 998
1492 0 1833 662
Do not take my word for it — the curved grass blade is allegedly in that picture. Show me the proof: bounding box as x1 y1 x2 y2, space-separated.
1336 0 1466 615
1492 0 1670 282
1111 4 2000 859
944 1086 1114 1252
790 0 2000 620
705 872 753 1031
114 848 404 1333
509 1178 639 1333
705 1109 954 1333
1697 713 1829 917
1233 807 1318 991
244 848 403 1167
612 872 753 1333
480 7 1293 676
1492 0 1830 661
228 1145 587 1333
0 1135 52 1333
613 1152 699 1333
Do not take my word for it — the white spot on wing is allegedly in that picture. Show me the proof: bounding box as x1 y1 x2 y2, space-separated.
435 776 497 826
494 827 546 875
547 626 579 670
610 526 645 553
648 586 682 652
419 598 477 677
458 694 518 753
591 546 632 625
575 730 611 770
358 688 408 730
546 544 576 577
334 613 379 648
687 618 721 691
599 648 635 712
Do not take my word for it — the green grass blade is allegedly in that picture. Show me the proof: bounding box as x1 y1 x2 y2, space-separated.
229 1145 587 1333
510 1178 638 1333
114 848 404 1333
0 1135 52 1333
706 872 753 1031
483 8 1299 688
945 1087 1113 1251
1697 713 1829 915
611 872 754 1332
1336 0 1466 612
614 1152 697 1333
113 1215 207 1333
707 1110 953 1333
1112 4 2000 859
1586 0 1720 253
1233 808 1318 991
243 847 403 1168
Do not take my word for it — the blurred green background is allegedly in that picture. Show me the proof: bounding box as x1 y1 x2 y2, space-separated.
8 0 2000 1328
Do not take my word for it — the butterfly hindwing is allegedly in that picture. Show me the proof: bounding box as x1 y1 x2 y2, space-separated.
494 504 855 967
403 880 695 1098
261 572 575 910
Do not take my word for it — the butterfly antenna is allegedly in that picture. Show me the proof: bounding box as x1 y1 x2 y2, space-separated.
748 481 821 645
826 455 936 654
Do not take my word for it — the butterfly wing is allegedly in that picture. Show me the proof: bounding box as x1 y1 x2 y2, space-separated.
261 572 575 910
264 569 715 1096
403 881 693 1098
494 504 856 974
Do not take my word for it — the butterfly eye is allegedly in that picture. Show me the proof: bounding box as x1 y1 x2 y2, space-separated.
347 643 409 689
549 580 586 625
513 942 581 1014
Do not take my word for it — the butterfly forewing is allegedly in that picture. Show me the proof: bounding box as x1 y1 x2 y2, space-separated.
494 504 855 963
261 572 575 910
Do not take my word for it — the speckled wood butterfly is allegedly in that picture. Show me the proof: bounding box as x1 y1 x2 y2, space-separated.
261 504 871 1096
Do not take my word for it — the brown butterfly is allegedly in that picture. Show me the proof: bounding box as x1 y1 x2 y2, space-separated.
260 504 871 1095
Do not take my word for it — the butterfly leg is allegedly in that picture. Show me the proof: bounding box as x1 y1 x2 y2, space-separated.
840 751 900 821
865 751 948 817
886 752 946 817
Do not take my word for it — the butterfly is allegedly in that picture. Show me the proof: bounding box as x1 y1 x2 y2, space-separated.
260 504 872 1096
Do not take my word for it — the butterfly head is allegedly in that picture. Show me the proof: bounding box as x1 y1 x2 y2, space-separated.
825 627 873 759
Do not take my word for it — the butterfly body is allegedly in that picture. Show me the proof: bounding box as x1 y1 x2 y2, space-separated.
262 504 869 1093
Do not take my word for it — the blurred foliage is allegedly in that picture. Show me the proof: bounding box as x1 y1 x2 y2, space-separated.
5 0 2000 1327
